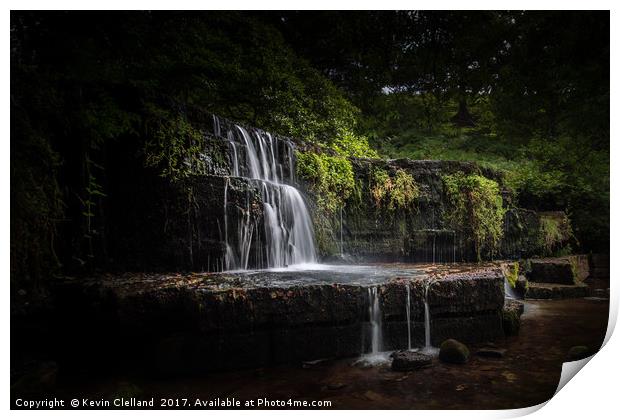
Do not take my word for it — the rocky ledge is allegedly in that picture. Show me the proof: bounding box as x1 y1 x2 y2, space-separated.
52 266 509 373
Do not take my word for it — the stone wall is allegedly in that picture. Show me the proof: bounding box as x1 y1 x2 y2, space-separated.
52 268 506 373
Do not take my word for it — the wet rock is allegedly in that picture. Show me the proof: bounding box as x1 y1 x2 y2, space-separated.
55 267 506 373
566 346 593 362
326 382 347 390
528 256 589 285
591 289 610 299
391 350 433 371
502 300 523 335
439 339 470 364
302 358 329 369
515 275 528 297
475 348 506 358
525 283 588 299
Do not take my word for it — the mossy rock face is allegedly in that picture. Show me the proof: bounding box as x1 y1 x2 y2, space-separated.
502 300 524 335
515 275 528 297
566 345 593 362
439 339 470 364
501 262 520 289
528 258 579 285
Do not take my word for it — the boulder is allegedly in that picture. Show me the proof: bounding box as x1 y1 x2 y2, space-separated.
439 339 470 364
391 350 433 371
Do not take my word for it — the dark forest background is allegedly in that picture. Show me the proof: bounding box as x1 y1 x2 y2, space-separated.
11 11 609 290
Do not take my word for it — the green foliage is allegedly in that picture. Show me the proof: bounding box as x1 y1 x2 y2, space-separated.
295 150 355 255
12 11 382 283
11 112 64 288
330 129 379 159
296 151 355 213
504 262 519 289
442 172 506 261
144 114 206 179
370 168 420 211
538 214 572 255
370 168 391 207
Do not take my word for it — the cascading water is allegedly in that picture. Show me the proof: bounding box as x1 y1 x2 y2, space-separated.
215 116 317 270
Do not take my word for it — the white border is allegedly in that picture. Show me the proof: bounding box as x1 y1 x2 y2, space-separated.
3 2 617 419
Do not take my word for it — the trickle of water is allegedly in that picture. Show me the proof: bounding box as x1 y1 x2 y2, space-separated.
228 139 239 177
368 286 383 354
424 296 431 347
423 278 437 349
405 283 412 350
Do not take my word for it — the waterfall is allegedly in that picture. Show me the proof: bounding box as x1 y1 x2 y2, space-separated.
405 283 412 350
423 278 436 349
215 116 317 270
368 286 383 354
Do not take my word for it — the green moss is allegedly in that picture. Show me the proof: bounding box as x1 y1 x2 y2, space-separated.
144 114 205 180
505 262 519 289
296 150 355 255
538 214 572 255
370 168 391 207
442 172 506 261
502 307 521 335
330 129 380 159
371 168 420 211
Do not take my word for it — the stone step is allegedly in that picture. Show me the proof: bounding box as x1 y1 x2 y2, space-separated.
527 255 589 285
525 283 589 299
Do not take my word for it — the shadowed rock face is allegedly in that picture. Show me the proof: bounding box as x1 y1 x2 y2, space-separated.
528 255 590 285
53 266 507 373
